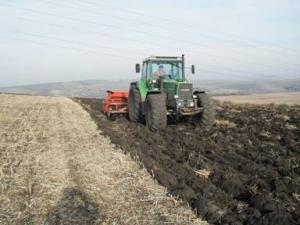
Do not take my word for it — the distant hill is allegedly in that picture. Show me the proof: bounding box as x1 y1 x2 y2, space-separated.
0 80 131 98
1 79 300 98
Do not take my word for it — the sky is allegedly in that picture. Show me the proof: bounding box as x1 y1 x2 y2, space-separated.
0 0 300 87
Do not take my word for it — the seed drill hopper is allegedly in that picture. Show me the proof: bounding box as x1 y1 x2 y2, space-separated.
102 90 128 118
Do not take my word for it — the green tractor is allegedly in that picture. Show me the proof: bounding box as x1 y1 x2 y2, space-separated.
128 55 215 130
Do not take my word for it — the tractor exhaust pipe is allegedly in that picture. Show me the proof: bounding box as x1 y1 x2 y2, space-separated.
182 54 185 79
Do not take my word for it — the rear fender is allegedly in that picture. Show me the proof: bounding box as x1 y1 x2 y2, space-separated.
130 81 144 100
136 80 149 102
130 81 138 88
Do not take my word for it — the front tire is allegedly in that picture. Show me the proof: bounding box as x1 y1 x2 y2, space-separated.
128 85 142 122
193 93 215 129
145 94 167 131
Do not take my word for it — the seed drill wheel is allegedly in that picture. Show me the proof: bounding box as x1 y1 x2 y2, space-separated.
128 85 142 122
145 94 167 131
193 93 216 129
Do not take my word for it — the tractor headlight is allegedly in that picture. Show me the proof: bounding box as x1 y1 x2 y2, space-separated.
174 95 179 99
193 95 197 99
149 79 157 84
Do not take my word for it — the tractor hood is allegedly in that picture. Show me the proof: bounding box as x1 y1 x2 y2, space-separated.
163 80 193 101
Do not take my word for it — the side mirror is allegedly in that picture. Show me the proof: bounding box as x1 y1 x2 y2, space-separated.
135 63 140 73
191 65 195 74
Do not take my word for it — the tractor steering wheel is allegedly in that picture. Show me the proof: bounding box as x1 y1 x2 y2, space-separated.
162 74 172 79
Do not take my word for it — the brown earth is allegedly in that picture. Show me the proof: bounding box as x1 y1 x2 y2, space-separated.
77 98 300 225
0 94 205 225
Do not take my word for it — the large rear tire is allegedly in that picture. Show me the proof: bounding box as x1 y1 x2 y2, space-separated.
128 85 142 122
145 94 167 131
193 93 215 129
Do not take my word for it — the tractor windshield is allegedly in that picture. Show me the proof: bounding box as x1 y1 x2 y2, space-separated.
151 62 183 80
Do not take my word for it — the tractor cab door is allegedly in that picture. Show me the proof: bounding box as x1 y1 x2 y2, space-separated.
142 61 152 81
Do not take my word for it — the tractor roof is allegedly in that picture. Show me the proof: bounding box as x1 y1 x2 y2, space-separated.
143 56 182 62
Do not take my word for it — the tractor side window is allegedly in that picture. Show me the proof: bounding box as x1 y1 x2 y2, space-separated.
142 62 147 80
146 62 152 80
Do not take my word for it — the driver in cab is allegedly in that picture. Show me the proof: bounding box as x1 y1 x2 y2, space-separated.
153 65 167 79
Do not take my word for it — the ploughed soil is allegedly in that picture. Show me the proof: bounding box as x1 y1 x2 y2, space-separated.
76 98 300 225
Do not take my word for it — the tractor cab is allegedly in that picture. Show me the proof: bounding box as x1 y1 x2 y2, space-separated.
135 55 195 96
139 56 185 82
138 56 186 94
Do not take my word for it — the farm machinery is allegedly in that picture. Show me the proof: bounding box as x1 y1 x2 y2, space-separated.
103 55 215 130
102 90 128 119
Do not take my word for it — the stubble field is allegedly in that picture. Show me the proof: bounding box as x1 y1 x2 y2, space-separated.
0 94 204 225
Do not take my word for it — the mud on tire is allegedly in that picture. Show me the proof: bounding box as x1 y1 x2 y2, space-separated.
193 93 216 129
128 85 142 122
145 94 167 131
